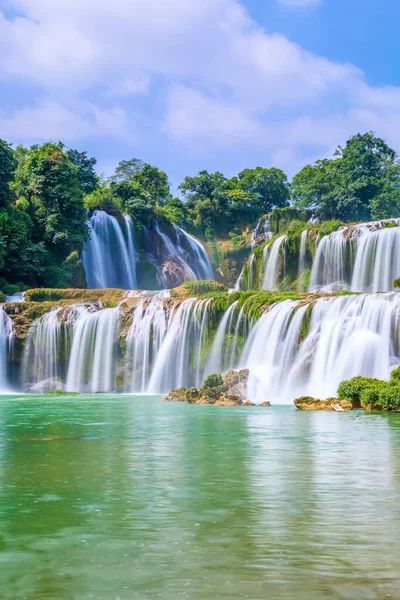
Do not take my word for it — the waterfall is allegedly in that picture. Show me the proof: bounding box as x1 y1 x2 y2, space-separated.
298 229 308 290
309 220 400 292
174 226 214 280
251 216 272 249
0 309 13 392
239 293 400 404
124 294 170 393
146 298 211 393
308 229 349 291
66 306 120 393
351 224 400 292
82 210 138 290
24 309 63 389
262 235 287 290
204 301 238 376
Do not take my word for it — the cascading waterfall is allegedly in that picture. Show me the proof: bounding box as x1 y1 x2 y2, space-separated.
0 309 13 392
82 210 138 290
298 229 308 290
241 293 400 403
173 226 214 280
262 235 287 290
251 216 272 249
309 219 400 292
351 223 400 292
66 306 120 393
147 298 212 393
83 210 213 290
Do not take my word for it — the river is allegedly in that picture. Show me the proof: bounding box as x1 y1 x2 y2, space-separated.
0 395 399 599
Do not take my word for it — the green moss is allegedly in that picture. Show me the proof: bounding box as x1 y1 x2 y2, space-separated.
393 278 400 289
170 280 227 298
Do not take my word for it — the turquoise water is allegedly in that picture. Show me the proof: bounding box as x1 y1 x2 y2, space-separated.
0 395 399 599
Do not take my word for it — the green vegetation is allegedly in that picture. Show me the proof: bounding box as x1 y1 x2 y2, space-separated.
337 369 400 411
1 131 400 294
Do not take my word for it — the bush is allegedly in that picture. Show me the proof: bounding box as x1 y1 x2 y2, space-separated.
390 366 400 382
337 376 381 406
377 385 400 411
202 373 224 389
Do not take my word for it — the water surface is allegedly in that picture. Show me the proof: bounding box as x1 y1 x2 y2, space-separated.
0 395 399 599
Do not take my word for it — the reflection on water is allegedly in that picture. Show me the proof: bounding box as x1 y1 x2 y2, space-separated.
0 396 399 599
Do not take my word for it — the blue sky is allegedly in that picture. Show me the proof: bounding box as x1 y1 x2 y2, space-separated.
1 0 400 192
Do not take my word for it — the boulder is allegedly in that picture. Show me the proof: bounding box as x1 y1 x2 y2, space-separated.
294 396 352 411
25 379 66 394
259 401 271 407
214 393 242 407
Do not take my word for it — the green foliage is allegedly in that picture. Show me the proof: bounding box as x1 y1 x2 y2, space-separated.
293 132 400 222
16 142 88 254
390 366 400 382
84 186 121 215
337 376 379 405
269 207 311 234
0 138 16 208
202 373 224 389
65 148 98 194
337 374 400 411
393 278 400 289
170 280 227 297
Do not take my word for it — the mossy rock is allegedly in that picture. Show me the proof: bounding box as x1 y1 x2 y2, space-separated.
171 281 227 298
294 396 352 411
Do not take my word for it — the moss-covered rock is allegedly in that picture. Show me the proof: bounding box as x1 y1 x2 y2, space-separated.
294 396 353 411
170 281 228 298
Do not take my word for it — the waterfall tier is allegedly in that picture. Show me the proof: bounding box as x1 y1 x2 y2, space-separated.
0 309 14 392
15 291 400 403
237 218 400 294
82 210 213 290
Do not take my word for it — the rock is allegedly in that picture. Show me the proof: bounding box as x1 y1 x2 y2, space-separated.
243 400 256 406
25 379 66 394
185 387 199 403
222 368 249 400
294 396 352 411
214 393 242 407
166 387 188 402
259 401 271 407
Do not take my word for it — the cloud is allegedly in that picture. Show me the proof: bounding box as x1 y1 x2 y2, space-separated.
0 0 399 175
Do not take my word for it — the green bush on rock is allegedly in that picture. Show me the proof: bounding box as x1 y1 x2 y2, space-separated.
337 369 400 411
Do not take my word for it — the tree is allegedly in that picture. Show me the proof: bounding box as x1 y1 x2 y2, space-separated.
291 159 342 220
179 170 227 204
17 143 88 255
0 138 16 208
237 167 290 214
293 132 400 221
66 148 98 194
110 158 145 183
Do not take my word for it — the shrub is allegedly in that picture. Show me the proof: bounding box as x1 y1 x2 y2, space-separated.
202 373 224 389
377 385 400 411
390 366 400 382
337 376 381 406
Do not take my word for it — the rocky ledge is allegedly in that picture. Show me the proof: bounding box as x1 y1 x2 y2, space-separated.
294 396 353 411
162 370 271 407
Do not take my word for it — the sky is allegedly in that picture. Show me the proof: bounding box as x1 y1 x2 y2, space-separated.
1 0 400 191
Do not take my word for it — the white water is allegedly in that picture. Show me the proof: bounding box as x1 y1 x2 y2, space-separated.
241 293 400 403
309 220 400 292
251 216 272 249
0 309 13 392
83 210 213 290
298 229 308 290
66 306 120 393
262 236 287 290
82 211 138 290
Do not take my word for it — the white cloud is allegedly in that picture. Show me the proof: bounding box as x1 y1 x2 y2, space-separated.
0 0 399 173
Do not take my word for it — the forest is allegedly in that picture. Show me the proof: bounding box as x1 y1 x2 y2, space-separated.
1 131 400 293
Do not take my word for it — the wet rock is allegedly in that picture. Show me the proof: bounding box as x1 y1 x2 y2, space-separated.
214 393 242 407
243 400 256 406
25 379 66 394
294 396 352 411
259 401 271 407
164 387 188 402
